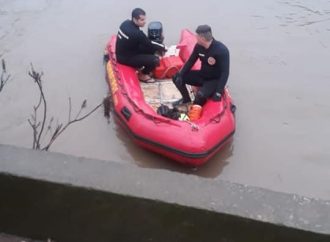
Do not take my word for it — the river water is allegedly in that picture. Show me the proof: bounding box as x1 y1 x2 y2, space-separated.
1 0 330 200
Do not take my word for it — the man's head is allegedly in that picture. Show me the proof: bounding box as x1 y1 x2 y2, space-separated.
132 8 146 27
195 25 213 48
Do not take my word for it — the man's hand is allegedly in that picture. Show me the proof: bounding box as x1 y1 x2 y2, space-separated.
172 72 183 86
212 92 222 101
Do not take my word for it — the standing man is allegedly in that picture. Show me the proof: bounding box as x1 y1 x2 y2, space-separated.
116 8 166 83
173 25 230 120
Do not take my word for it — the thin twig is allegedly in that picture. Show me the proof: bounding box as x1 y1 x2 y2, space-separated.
42 100 102 151
45 116 54 136
74 99 87 120
0 59 10 93
28 119 37 149
28 64 47 149
72 102 101 123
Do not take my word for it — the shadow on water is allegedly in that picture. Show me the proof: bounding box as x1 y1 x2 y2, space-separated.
113 118 234 178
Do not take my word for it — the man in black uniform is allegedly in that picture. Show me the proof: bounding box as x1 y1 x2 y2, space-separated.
173 25 230 120
116 8 166 82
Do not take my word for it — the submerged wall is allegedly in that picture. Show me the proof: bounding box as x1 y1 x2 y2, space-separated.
0 144 329 242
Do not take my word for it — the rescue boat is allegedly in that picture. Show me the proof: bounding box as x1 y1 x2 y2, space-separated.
105 29 236 166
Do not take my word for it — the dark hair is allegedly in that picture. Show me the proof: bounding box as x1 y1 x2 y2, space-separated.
131 8 146 20
195 25 213 41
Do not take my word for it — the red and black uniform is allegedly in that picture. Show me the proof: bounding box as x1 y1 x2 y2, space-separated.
176 39 230 105
115 20 166 74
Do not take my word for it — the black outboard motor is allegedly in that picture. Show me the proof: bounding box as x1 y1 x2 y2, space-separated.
148 21 163 44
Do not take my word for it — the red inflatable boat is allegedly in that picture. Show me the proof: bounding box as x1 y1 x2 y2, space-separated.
105 29 236 166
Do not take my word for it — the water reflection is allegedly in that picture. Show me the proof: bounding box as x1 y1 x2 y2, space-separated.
113 116 234 178
193 140 233 178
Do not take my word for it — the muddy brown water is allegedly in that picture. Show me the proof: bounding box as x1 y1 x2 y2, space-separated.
1 0 330 200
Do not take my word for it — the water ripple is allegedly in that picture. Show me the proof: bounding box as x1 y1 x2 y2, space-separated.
277 0 330 27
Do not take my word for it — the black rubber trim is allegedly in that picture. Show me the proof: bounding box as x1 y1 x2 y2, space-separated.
113 111 235 159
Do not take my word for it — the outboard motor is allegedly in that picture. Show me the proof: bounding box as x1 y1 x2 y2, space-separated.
148 21 163 44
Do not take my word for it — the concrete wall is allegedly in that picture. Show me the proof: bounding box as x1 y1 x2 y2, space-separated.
0 144 329 242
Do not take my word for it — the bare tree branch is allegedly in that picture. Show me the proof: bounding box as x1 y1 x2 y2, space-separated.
0 59 11 93
73 100 100 123
2 59 6 72
28 64 47 149
28 118 37 149
28 64 111 151
45 116 54 136
74 99 87 120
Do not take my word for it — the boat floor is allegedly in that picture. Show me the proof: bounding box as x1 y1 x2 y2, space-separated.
140 79 191 112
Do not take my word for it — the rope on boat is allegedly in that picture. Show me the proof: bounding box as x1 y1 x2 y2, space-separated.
205 91 228 126
185 121 199 131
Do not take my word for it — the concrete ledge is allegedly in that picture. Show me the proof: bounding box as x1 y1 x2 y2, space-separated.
0 144 329 242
